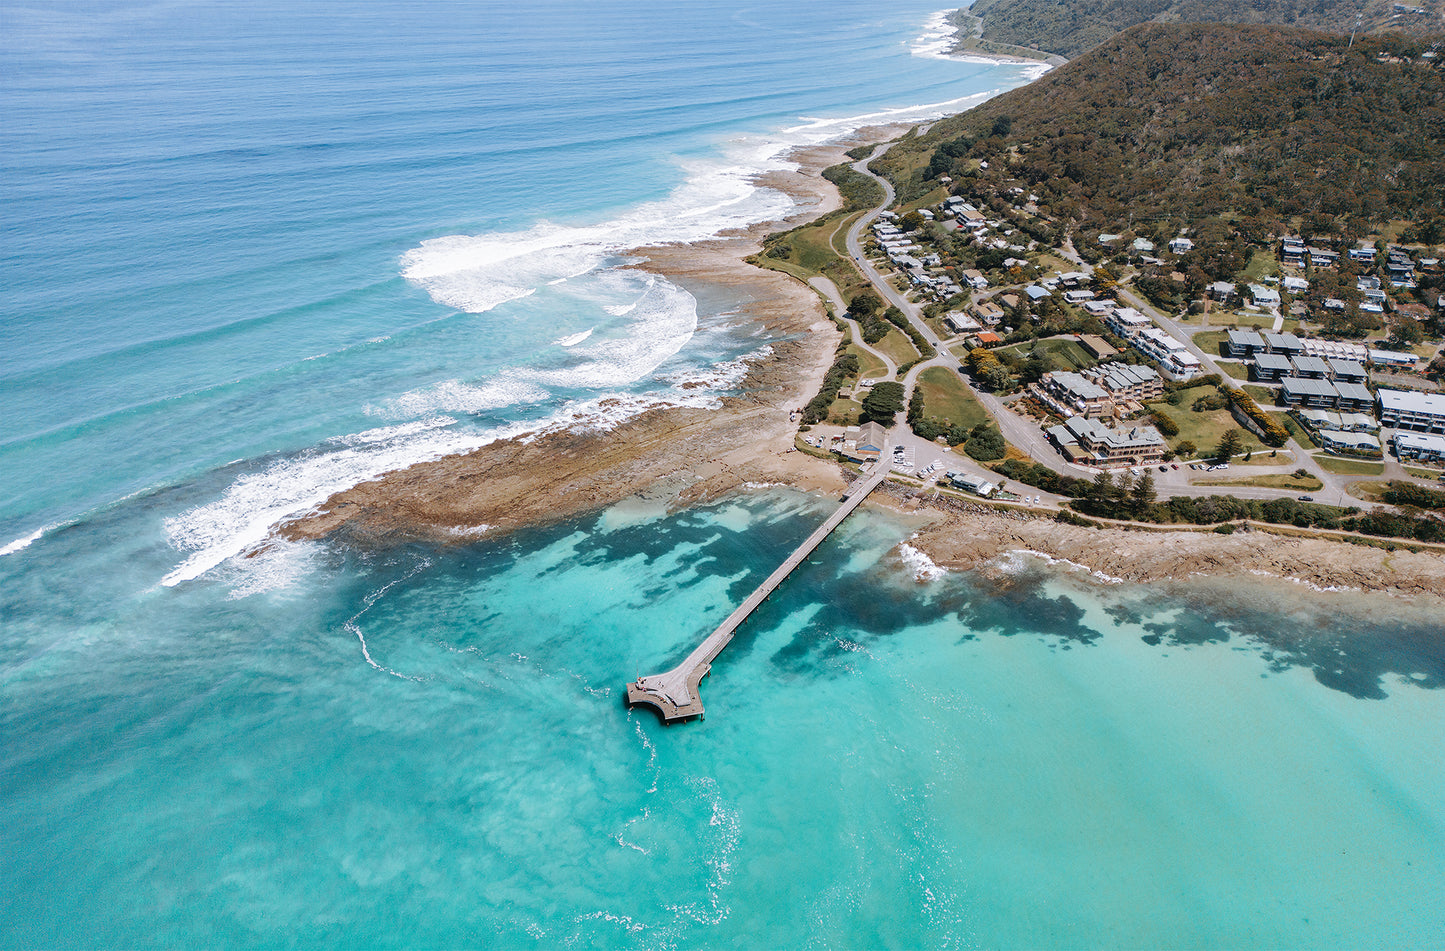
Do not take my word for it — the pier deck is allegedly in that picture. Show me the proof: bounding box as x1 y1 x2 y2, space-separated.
626 455 893 722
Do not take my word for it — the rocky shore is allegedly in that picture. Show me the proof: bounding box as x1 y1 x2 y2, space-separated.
281 125 913 548
877 485 1445 598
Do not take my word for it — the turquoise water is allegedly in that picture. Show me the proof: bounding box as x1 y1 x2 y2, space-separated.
3 2 1443 947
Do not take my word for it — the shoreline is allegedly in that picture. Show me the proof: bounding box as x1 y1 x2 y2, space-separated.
869 482 1445 599
275 119 1445 601
280 124 915 549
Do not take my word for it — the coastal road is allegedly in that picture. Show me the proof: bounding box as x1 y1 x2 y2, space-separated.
808 276 897 380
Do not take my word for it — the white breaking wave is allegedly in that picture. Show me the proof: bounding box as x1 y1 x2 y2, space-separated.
911 9 1055 80
160 347 774 587
898 542 948 582
554 328 593 347
1 523 57 557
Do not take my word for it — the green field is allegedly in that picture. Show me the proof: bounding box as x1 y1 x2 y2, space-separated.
874 328 920 366
915 366 991 430
1243 384 1277 405
1404 464 1445 480
1193 330 1231 355
1149 384 1269 456
846 342 890 381
1314 454 1385 475
1240 250 1280 282
994 336 1098 372
827 395 864 426
1218 360 1250 380
1197 472 1324 491
1277 412 1312 445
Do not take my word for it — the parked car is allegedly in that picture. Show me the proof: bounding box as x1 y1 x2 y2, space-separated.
1298 495 1314 502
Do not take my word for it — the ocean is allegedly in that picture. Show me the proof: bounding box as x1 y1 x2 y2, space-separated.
2 2 1441 947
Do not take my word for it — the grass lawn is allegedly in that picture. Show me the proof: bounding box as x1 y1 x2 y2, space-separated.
874 328 920 366
828 396 864 426
995 336 1098 372
1197 472 1324 491
916 366 990 430
1243 384 1277 405
847 343 889 381
1150 385 1269 455
1193 330 1231 356
1314 454 1385 475
1239 250 1280 282
1347 480 1390 502
1218 360 1250 380
1276 411 1313 445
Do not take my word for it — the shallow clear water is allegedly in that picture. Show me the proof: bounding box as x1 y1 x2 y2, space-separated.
3 3 1442 947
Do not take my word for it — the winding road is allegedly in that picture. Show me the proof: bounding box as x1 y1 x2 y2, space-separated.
824 140 1407 511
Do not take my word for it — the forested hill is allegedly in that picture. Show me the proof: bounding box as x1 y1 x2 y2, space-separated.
967 0 1443 59
880 24 1445 235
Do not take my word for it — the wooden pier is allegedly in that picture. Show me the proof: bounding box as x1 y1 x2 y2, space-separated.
626 454 894 722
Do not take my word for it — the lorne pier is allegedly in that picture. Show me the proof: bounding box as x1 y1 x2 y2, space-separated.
626 454 893 723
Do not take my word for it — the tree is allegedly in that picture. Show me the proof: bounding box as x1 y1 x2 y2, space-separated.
1174 439 1197 459
1131 470 1157 517
861 381 906 424
964 423 1005 461
1214 428 1244 462
901 211 926 233
849 291 882 317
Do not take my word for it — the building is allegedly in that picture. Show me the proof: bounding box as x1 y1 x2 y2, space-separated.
1317 430 1381 455
1333 381 1373 412
1295 409 1379 434
1307 247 1339 268
1082 299 1115 317
1083 362 1163 401
1290 355 1330 379
1250 352 1293 382
1063 289 1096 305
1261 332 1304 356
1105 307 1150 338
1368 349 1420 368
1226 329 1266 357
944 312 981 333
1377 389 1445 433
973 300 1004 325
1046 416 1166 467
1209 281 1238 302
1282 276 1309 293
1038 371 1111 417
1249 284 1282 308
1281 377 1342 408
949 473 997 496
1169 237 1194 254
852 422 887 460
1077 334 1117 359
1280 236 1305 265
1302 338 1367 362
1131 327 1202 381
1326 358 1367 385
1025 285 1052 302
1394 432 1445 463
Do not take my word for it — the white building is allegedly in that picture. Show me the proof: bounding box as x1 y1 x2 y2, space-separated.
1377 389 1445 433
1131 327 1202 381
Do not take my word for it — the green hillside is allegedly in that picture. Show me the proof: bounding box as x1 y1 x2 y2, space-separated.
880 24 1445 235
968 0 1443 59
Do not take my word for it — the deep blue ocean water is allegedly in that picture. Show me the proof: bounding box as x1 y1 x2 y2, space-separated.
2 2 1442 947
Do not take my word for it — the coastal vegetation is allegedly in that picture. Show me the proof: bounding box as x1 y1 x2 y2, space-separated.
883 24 1445 241
966 0 1442 60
